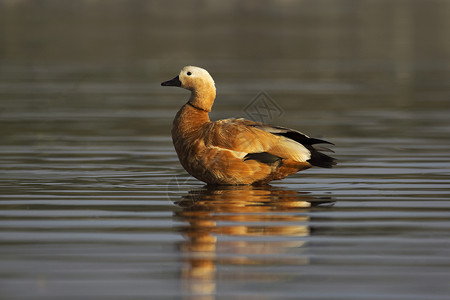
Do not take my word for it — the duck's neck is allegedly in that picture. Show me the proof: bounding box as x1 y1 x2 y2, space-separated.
188 83 216 112
172 84 215 139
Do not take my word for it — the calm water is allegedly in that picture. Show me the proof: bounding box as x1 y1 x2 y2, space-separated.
1 1 450 299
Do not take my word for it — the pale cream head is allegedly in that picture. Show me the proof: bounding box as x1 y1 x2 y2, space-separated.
178 66 215 91
162 66 216 112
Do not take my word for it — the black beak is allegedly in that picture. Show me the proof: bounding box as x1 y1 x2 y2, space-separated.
161 75 181 87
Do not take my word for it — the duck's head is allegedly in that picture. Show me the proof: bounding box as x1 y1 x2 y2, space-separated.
161 66 216 112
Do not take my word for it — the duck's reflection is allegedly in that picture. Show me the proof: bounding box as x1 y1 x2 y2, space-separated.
173 185 334 299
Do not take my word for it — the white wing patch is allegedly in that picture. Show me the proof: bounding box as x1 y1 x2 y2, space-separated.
270 137 311 162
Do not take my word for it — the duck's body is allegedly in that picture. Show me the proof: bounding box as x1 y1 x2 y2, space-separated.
162 66 336 185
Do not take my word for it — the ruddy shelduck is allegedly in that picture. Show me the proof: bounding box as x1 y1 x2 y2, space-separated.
162 66 336 185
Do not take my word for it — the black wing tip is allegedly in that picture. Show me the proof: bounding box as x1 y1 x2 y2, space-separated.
309 138 334 146
250 125 335 146
273 131 334 146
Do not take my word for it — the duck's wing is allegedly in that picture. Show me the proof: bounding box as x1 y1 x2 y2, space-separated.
249 124 337 168
204 119 336 168
203 119 311 163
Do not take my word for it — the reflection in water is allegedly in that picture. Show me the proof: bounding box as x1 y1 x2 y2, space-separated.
174 186 334 299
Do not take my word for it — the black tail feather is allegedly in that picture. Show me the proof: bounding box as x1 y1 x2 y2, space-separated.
307 150 337 168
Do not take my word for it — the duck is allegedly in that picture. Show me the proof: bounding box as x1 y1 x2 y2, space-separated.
161 66 336 186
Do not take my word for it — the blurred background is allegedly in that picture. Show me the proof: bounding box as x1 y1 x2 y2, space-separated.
1 1 450 299
1 0 449 139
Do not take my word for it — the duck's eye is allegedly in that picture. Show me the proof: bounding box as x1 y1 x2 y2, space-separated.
187 71 192 76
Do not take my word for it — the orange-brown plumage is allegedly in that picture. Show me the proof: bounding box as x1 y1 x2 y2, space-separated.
162 66 336 185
